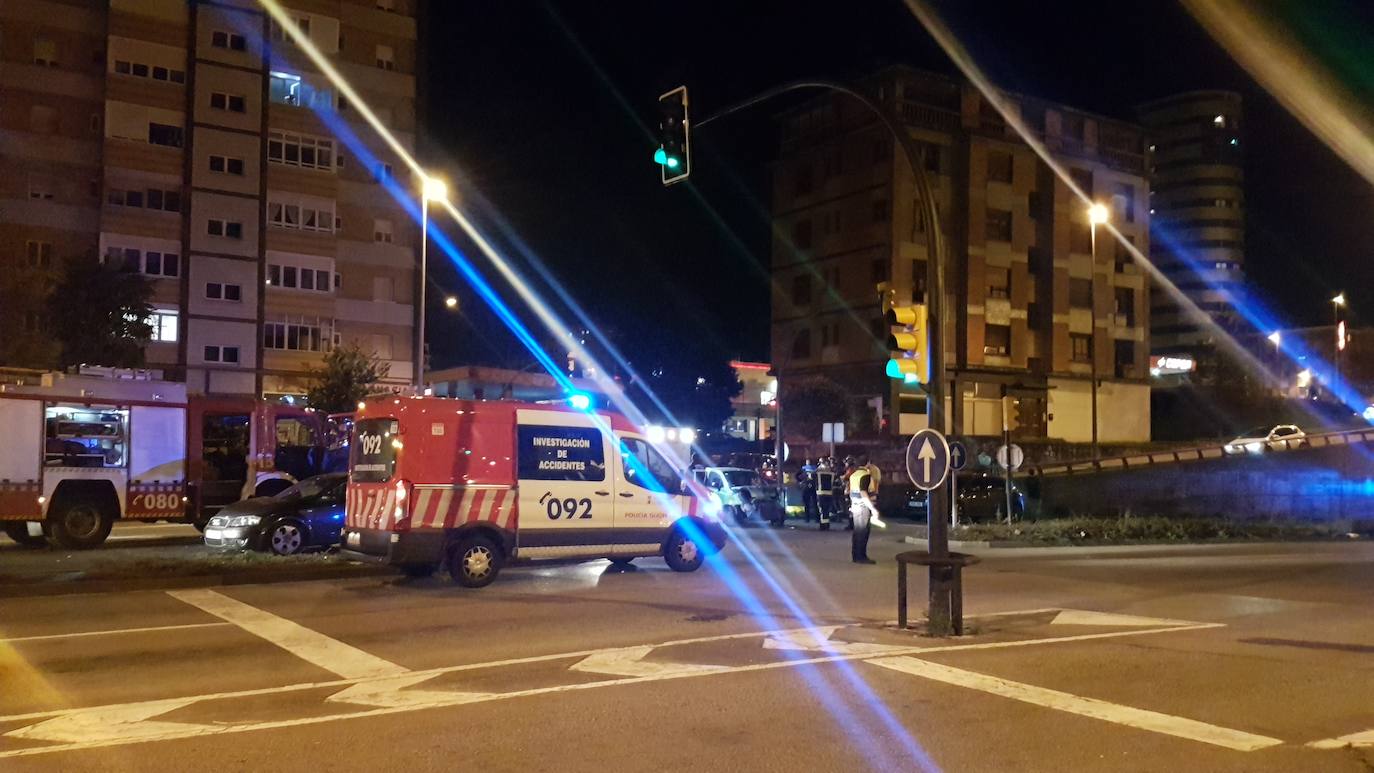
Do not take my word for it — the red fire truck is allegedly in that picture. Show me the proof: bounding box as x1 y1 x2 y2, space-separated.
341 396 727 587
0 369 344 549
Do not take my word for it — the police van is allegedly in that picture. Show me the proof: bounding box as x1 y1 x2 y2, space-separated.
340 396 726 587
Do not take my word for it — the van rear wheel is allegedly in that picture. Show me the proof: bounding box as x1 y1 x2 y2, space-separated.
447 534 501 588
47 499 113 550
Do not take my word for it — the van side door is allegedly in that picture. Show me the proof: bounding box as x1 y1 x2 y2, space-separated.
614 435 686 541
514 413 615 554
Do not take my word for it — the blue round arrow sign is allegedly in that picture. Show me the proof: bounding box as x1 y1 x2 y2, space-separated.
948 440 968 472
906 428 951 491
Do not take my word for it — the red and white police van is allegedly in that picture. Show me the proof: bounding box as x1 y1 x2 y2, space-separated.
340 396 726 587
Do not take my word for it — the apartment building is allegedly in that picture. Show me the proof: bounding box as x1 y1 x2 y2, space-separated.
771 66 1152 444
1137 91 1245 357
0 0 420 399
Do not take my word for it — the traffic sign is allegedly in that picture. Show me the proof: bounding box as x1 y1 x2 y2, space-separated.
906 428 950 491
996 443 1024 471
821 422 845 443
948 440 968 471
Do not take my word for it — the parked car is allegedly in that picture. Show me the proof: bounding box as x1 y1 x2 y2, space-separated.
903 475 1026 522
691 466 784 526
1223 424 1306 454
204 473 347 555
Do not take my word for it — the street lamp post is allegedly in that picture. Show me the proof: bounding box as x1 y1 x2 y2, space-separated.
1087 203 1110 460
418 175 449 391
1332 293 1346 392
1267 331 1282 393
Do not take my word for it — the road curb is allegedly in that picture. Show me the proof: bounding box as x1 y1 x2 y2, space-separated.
0 563 393 599
901 536 1354 552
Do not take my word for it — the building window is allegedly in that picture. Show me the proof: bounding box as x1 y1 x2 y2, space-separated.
206 282 242 302
34 37 59 67
791 219 812 250
209 155 246 175
107 187 181 213
28 177 54 200
105 246 179 277
1114 340 1136 378
146 309 178 342
791 274 811 306
148 123 184 148
793 164 813 197
26 241 53 269
872 199 889 223
1068 167 1093 196
983 324 1010 356
207 219 243 239
1114 237 1135 272
1070 221 1093 254
987 266 1010 299
264 319 329 352
113 57 185 83
204 345 240 364
986 208 1012 242
1070 333 1092 363
1111 183 1136 223
211 31 247 51
1062 113 1085 141
373 219 393 243
871 258 887 284
1069 277 1093 308
269 71 332 110
1114 287 1135 326
987 150 1013 183
820 322 841 348
791 329 812 360
268 198 335 233
270 15 312 43
267 263 333 293
210 92 247 113
267 130 334 171
916 141 940 173
375 45 395 70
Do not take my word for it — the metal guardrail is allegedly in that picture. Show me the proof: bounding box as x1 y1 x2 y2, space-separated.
1028 427 1374 478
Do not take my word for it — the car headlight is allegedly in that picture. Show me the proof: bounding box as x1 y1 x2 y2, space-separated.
225 515 262 528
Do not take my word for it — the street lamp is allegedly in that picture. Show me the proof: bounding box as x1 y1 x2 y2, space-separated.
444 296 458 310
1086 202 1109 460
418 175 449 390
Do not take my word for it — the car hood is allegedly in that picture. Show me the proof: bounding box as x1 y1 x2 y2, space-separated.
217 496 296 518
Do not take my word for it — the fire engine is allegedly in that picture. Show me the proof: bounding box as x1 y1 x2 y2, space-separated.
0 369 344 549
341 396 727 587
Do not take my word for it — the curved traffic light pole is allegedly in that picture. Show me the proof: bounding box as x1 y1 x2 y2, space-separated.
698 79 957 634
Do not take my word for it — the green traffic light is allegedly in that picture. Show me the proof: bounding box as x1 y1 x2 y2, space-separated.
666 157 680 169
653 148 667 165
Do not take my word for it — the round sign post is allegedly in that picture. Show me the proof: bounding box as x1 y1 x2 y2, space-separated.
995 443 1024 526
947 440 967 527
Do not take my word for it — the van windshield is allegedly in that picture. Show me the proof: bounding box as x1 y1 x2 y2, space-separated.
351 418 399 482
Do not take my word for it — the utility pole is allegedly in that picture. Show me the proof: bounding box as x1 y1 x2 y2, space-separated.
696 79 953 634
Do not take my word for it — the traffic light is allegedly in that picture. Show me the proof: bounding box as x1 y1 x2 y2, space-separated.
655 86 690 186
882 288 928 383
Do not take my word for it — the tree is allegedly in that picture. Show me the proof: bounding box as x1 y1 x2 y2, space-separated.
46 252 153 368
306 342 387 413
778 375 851 442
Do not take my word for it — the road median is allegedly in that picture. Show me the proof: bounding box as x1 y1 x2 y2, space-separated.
899 515 1362 550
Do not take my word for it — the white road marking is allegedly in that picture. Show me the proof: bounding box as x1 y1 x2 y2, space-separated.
327 674 492 709
166 589 406 679
0 622 1227 759
0 622 228 644
1051 610 1201 627
1309 729 1374 749
570 645 725 678
764 626 911 655
867 656 1283 752
7 698 214 745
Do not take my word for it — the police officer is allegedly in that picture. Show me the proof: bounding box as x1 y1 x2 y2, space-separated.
815 457 834 531
848 454 878 564
800 458 818 523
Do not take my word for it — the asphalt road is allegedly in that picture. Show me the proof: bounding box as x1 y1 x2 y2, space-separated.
3 524 1374 771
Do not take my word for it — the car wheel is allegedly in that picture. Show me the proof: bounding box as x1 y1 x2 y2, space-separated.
3 521 47 548
663 527 704 573
447 534 501 588
727 505 749 526
47 499 114 550
267 520 306 555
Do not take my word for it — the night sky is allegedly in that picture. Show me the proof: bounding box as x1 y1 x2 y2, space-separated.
418 0 1374 390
